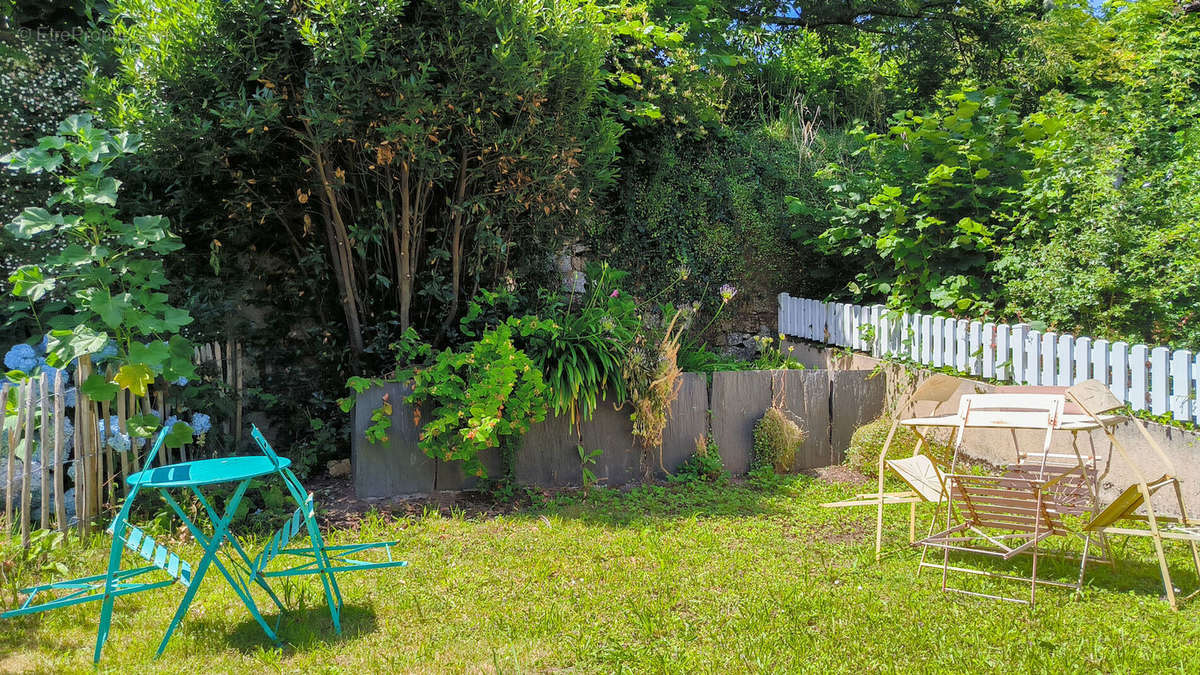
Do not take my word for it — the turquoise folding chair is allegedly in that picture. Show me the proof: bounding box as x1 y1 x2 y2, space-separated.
0 427 197 662
247 425 408 634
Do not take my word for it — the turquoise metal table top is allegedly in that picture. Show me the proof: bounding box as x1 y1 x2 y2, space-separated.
126 456 292 488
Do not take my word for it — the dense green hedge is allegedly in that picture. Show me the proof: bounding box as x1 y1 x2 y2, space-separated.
598 124 840 324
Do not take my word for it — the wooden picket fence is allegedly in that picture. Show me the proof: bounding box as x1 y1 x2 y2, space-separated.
1 340 244 547
777 293 1200 424
194 339 246 444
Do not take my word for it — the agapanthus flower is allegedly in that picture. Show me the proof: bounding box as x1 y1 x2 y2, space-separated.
191 412 212 436
719 284 738 303
4 344 38 373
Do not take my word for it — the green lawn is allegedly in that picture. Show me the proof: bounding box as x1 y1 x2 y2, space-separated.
3 473 1200 673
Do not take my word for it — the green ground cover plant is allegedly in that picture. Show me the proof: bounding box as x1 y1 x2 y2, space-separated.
3 476 1199 672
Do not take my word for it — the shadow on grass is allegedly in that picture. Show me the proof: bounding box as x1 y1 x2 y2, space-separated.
925 542 1200 604
195 603 380 654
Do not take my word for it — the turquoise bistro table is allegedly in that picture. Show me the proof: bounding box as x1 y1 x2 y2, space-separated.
117 455 295 657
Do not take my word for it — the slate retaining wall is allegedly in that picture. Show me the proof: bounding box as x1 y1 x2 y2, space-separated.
353 369 884 498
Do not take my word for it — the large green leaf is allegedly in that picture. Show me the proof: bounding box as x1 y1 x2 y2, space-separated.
89 292 132 330
129 341 170 371
1 147 63 173
45 325 110 367
9 266 56 301
126 414 160 438
160 306 193 331
114 363 156 397
162 335 197 382
82 176 121 206
79 373 119 401
57 113 94 135
8 207 64 238
164 422 195 448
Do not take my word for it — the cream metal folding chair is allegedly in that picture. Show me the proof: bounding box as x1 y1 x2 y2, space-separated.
919 467 1093 606
820 374 961 560
1069 379 1200 610
916 393 1103 605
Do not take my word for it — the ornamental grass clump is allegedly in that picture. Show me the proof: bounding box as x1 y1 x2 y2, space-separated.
752 406 806 473
843 417 921 477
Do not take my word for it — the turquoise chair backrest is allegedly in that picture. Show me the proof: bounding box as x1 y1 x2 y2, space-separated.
249 424 309 506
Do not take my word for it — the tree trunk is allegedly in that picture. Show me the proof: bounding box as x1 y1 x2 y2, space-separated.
399 162 413 333
439 150 471 339
307 128 364 356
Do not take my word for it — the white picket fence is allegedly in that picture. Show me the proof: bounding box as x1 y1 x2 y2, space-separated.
777 293 1200 424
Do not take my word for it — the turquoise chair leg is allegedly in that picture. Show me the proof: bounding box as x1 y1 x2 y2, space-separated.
178 488 288 615
92 427 173 663
159 489 287 637
304 517 345 633
155 478 256 657
250 424 406 634
92 527 129 662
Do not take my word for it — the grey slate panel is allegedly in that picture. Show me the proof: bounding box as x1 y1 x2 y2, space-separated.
658 372 709 476
515 412 580 488
352 382 436 498
830 370 887 463
434 450 504 491
778 369 832 469
582 398 639 487
711 371 772 474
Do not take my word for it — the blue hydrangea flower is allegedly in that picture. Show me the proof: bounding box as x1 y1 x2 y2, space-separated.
62 417 74 455
63 387 77 408
37 358 63 383
173 377 189 386
97 415 132 453
4 344 38 373
108 432 131 453
92 341 119 365
191 412 211 436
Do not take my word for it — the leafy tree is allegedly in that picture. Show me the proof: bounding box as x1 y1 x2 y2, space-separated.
803 87 1058 314
89 0 630 362
998 0 1200 346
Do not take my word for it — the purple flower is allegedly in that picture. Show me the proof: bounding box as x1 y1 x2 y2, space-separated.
609 289 619 298
719 284 738 303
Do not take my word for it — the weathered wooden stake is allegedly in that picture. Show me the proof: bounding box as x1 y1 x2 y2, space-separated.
39 373 49 530
54 371 66 533
21 377 36 547
1 381 11 530
117 390 130 496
